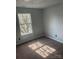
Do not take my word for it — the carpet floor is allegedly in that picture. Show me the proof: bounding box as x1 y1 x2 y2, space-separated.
16 37 63 59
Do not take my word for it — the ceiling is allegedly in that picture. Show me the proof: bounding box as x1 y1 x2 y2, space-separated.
16 0 63 8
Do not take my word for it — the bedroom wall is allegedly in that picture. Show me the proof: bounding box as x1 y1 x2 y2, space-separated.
16 7 44 45
43 4 63 43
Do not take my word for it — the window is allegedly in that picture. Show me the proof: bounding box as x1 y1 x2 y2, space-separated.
18 13 32 35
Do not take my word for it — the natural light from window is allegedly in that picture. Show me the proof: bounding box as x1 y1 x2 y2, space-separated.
18 13 32 35
28 42 56 58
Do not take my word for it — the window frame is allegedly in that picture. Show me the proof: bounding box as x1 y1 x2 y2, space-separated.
18 13 33 36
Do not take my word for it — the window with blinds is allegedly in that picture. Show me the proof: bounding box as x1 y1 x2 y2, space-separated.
18 13 32 35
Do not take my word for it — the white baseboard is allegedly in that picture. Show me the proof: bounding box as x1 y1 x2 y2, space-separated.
46 34 63 43
16 33 44 45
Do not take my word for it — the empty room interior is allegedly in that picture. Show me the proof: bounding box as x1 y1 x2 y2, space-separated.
16 0 63 59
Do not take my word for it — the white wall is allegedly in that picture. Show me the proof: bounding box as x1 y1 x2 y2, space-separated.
16 7 44 45
43 4 63 43
16 4 63 45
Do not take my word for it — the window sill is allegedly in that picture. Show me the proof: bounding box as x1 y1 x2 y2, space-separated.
21 32 33 36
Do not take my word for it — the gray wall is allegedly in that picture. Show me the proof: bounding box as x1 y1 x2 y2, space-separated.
16 7 44 45
43 4 63 43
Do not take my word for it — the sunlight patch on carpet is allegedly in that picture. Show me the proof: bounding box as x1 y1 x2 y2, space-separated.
28 42 56 58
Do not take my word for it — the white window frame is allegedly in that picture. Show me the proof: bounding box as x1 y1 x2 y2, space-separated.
18 13 33 36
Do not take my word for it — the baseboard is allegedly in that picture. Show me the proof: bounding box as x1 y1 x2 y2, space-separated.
45 34 63 44
16 33 45 45
16 33 63 45
16 36 45 46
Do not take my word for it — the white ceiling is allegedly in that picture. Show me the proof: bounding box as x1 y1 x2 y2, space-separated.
16 0 63 8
